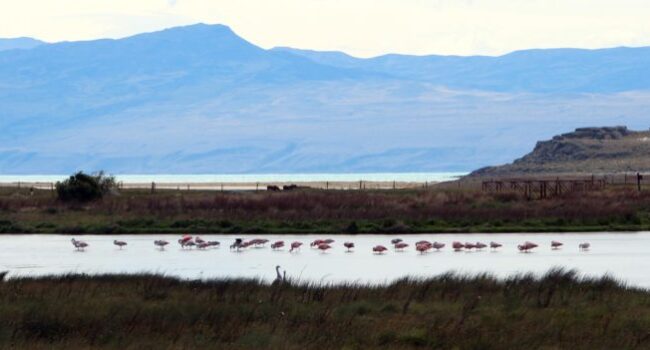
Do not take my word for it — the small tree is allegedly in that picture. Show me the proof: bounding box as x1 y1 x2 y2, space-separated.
56 171 116 202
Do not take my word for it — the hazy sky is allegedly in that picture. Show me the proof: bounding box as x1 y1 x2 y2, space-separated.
1 0 650 57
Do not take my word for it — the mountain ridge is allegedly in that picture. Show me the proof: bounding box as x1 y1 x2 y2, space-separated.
2 23 650 174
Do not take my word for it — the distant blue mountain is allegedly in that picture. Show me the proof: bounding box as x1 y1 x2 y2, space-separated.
0 37 44 51
1 23 650 174
273 46 650 93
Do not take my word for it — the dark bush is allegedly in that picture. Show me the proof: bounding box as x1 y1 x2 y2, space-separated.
55 171 116 202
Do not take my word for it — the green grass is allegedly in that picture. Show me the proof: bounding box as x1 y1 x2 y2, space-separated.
1 269 649 349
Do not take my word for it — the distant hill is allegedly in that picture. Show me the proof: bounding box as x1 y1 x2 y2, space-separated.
470 126 650 177
2 23 650 174
272 46 650 93
0 38 44 51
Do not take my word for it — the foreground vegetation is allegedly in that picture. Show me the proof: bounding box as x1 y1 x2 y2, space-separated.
0 269 648 349
1 183 650 234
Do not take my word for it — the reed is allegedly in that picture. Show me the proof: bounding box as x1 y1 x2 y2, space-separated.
0 268 648 349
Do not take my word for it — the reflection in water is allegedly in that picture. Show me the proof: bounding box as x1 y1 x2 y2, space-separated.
0 233 647 287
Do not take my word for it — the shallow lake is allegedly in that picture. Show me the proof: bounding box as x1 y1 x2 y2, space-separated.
1 233 647 287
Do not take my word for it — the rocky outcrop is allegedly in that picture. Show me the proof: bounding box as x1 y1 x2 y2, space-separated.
470 126 650 177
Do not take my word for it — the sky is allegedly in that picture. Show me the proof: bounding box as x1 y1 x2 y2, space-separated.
1 0 650 57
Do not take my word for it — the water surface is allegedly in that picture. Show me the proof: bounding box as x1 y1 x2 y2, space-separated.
1 233 645 287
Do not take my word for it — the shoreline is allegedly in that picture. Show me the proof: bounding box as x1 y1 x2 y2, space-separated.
1 224 648 235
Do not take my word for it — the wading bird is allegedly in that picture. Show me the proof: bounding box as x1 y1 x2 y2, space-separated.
195 236 205 245
343 242 355 252
289 241 303 252
579 242 591 251
272 265 286 286
432 242 445 251
391 238 403 245
475 242 487 250
490 241 502 250
323 239 335 244
230 238 244 251
310 239 325 247
271 241 285 250
394 242 409 251
71 238 88 251
464 242 477 250
452 241 464 251
154 240 169 250
373 245 388 254
518 241 538 253
317 243 332 253
416 243 430 254
551 241 563 249
113 240 127 249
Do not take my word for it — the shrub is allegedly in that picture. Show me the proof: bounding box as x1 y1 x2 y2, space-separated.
55 171 116 202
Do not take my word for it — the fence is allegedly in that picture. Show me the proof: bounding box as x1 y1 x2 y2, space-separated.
0 180 436 193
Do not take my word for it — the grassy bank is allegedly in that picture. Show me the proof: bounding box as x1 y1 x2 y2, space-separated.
0 269 648 349
1 186 650 234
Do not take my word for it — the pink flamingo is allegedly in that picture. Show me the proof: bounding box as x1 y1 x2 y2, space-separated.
113 240 127 249
310 239 325 247
464 242 477 250
317 243 332 253
195 236 205 245
178 235 193 248
289 241 303 252
551 241 563 249
452 241 464 251
432 242 445 251
416 243 430 254
271 241 285 250
475 242 487 250
394 242 409 251
207 241 220 248
391 238 403 245
489 241 502 249
323 239 335 244
184 241 196 249
579 242 590 251
415 240 431 246
249 238 268 247
197 242 210 249
373 245 388 254
154 240 169 250
518 241 538 253
343 242 355 252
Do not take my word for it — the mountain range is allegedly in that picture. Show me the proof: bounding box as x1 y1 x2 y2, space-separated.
1 23 650 174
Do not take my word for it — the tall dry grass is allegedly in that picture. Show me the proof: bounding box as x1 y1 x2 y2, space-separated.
0 269 648 349
0 187 649 233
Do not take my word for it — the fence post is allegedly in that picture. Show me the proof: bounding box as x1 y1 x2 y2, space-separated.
151 182 156 194
326 181 329 190
359 180 362 190
638 172 643 192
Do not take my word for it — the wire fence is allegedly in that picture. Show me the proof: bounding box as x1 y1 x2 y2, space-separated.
0 173 647 193
0 180 436 193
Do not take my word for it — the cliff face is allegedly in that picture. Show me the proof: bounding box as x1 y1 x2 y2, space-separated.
471 126 650 177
